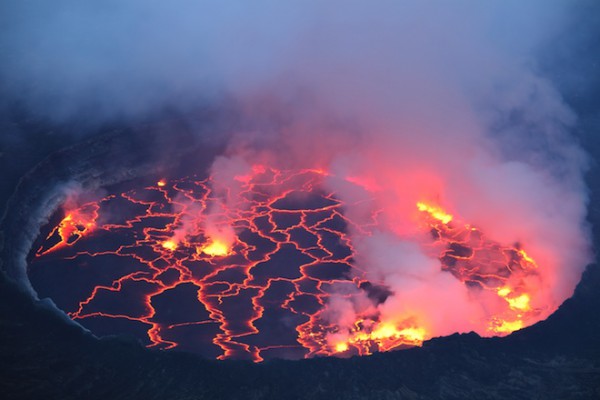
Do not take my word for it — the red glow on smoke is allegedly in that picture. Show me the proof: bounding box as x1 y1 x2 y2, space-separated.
31 167 549 361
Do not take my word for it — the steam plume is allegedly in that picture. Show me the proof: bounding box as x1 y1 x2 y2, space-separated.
0 1 592 344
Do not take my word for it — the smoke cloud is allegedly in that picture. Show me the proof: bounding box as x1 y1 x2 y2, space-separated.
1 1 593 345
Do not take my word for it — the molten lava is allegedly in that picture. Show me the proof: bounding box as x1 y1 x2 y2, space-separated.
416 202 453 224
161 240 178 251
30 167 548 361
37 203 99 256
199 240 231 257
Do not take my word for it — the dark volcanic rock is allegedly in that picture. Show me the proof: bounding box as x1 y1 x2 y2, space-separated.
1 263 599 400
1 125 600 398
2 82 600 398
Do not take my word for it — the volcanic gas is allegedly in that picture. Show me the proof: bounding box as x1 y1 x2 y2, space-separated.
29 165 553 361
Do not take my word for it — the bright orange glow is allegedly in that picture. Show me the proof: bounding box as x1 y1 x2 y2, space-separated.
507 294 531 311
370 323 403 340
490 319 523 334
518 249 538 268
198 240 230 257
497 287 531 312
36 204 99 256
498 287 531 311
335 323 427 355
161 240 178 251
416 202 453 224
335 342 349 352
33 167 551 362
396 327 427 343
364 324 426 345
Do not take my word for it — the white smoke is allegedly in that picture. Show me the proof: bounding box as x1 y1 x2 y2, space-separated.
0 0 593 342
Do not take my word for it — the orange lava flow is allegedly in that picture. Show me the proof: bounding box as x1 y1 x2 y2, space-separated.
36 203 100 256
31 167 546 361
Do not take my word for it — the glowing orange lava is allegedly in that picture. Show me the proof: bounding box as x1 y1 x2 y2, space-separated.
161 240 178 251
31 167 546 361
416 201 453 224
37 203 99 256
198 240 230 257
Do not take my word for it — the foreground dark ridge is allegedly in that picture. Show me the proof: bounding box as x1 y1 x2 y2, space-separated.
1 258 599 400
